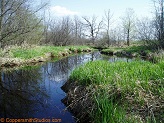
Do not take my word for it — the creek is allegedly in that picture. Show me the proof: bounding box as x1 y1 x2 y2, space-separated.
0 52 133 123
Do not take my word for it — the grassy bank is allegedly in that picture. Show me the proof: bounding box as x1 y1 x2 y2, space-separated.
100 45 164 63
101 45 151 56
67 60 164 123
1 45 91 59
0 45 92 68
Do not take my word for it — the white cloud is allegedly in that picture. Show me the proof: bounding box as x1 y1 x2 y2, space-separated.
50 6 79 16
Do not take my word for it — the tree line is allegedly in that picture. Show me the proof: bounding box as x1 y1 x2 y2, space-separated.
0 0 164 49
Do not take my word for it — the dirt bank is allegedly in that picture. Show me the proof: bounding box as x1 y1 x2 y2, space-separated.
61 80 95 123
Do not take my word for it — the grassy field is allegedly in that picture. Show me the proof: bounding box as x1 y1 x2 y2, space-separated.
1 45 91 59
69 60 164 123
0 45 92 67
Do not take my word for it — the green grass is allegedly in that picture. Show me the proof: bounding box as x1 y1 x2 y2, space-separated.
102 45 151 54
11 46 64 59
69 60 164 123
93 95 126 123
7 45 91 59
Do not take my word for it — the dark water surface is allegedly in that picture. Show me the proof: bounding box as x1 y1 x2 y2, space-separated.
0 52 132 123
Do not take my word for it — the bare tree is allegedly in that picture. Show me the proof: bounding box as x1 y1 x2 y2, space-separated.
159 0 164 44
46 16 74 46
82 16 103 45
136 17 157 45
103 9 113 47
153 0 164 48
72 16 85 45
0 0 46 48
121 8 136 46
0 0 26 47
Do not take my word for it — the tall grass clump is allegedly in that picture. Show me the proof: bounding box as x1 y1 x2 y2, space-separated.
91 91 138 123
70 60 163 92
69 60 164 123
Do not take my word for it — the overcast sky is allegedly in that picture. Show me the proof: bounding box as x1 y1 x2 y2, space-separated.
47 0 154 19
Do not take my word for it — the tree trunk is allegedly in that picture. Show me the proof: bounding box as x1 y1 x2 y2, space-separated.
107 31 110 47
160 0 164 47
127 29 130 46
0 0 4 48
91 28 95 44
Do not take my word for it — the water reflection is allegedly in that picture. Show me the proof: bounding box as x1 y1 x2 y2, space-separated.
0 52 132 122
0 67 46 118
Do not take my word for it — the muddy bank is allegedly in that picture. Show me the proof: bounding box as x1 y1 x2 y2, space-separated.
61 81 95 123
0 48 92 68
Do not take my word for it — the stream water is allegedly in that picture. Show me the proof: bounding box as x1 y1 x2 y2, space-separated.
0 52 133 123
